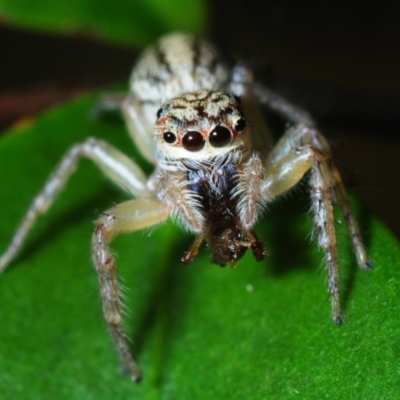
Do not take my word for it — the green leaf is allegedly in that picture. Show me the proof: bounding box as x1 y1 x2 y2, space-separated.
0 0 208 46
0 94 399 399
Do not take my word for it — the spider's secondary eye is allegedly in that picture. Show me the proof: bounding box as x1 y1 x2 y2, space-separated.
163 131 177 144
156 108 163 119
182 131 205 152
234 118 246 132
209 125 232 148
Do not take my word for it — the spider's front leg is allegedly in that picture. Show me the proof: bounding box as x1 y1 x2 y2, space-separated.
93 198 169 381
0 137 151 273
239 124 369 323
251 78 369 268
0 135 171 380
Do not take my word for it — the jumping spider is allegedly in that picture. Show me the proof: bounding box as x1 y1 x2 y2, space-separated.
0 33 370 381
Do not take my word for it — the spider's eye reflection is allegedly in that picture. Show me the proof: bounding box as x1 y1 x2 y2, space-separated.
182 131 205 151
209 125 232 148
163 131 177 144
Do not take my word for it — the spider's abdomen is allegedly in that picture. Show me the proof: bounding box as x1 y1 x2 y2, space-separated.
130 33 231 106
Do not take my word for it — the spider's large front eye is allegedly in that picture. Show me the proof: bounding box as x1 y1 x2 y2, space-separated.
163 131 177 144
209 125 232 147
182 131 205 151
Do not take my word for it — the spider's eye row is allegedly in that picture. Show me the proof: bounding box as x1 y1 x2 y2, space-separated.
163 131 177 144
182 131 205 152
234 118 246 132
209 125 232 148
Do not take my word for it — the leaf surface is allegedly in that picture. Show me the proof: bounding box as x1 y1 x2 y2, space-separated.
0 0 208 45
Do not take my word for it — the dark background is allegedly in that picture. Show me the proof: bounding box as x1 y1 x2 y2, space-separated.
1 0 399 237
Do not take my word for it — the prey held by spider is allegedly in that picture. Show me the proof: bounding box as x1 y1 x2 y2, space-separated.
0 33 370 382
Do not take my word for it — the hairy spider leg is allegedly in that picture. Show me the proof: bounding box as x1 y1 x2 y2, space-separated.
231 67 368 322
0 137 152 273
252 82 369 272
93 93 157 165
93 199 169 381
260 125 344 322
0 136 171 380
242 121 368 323
330 165 370 269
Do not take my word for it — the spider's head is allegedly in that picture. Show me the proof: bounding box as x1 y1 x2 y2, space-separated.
154 90 249 170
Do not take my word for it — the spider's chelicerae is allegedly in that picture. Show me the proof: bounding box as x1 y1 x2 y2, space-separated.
0 33 370 381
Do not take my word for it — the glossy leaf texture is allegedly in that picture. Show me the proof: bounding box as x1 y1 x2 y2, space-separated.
0 94 399 399
0 0 208 45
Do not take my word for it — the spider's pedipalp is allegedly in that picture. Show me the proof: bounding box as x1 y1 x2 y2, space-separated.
234 154 266 230
157 172 205 233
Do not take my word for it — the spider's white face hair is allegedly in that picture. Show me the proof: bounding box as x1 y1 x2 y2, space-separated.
154 90 250 170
